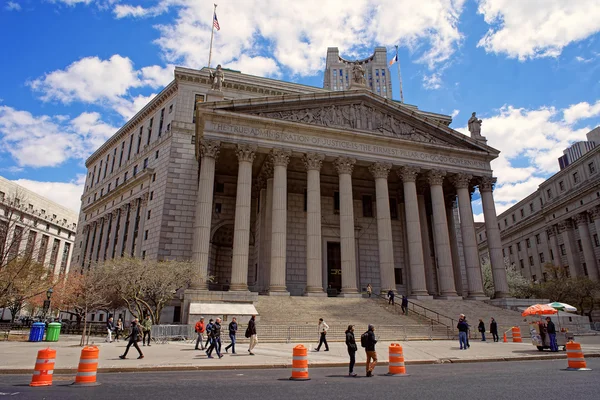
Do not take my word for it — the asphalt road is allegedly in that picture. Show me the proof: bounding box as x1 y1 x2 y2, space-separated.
1 359 599 400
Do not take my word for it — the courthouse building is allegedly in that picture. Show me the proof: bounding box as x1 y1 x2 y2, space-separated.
477 128 600 282
73 48 511 323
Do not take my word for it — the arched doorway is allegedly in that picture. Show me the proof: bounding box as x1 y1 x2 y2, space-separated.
208 223 233 291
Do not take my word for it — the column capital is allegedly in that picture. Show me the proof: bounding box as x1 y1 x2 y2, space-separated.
200 139 221 159
426 169 446 186
588 206 600 221
546 225 557 237
397 166 420 182
557 219 574 233
334 156 356 175
129 199 139 210
236 143 258 163
369 162 392 179
82 225 90 234
140 192 150 206
478 176 497 192
574 212 589 226
120 203 129 212
270 148 292 167
303 153 325 171
451 173 473 189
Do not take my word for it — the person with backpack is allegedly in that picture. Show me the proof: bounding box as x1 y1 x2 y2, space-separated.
315 318 329 352
194 317 206 350
345 325 357 377
207 318 223 359
225 317 238 354
204 319 214 351
119 319 144 359
246 315 257 355
361 324 378 377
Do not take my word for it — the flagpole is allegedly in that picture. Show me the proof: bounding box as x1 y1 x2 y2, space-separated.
208 3 217 68
395 45 404 103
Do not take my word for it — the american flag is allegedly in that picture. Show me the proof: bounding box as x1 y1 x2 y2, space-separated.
213 12 220 31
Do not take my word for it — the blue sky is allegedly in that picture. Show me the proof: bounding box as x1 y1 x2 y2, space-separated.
0 0 599 220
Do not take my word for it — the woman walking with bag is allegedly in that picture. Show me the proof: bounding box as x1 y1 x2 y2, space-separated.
345 325 357 377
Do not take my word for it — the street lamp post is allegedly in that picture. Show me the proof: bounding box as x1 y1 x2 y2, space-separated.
43 288 53 321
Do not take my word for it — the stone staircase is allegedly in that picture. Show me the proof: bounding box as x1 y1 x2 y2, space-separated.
253 295 452 341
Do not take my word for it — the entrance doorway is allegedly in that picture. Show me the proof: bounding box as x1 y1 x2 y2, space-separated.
327 242 342 293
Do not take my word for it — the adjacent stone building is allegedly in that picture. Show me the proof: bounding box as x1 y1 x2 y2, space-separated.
0 176 77 277
477 128 600 282
73 55 511 323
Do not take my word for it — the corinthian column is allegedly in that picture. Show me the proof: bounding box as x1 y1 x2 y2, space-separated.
479 176 509 297
91 217 104 264
98 213 112 262
451 174 486 299
230 144 257 291
191 139 220 289
559 219 583 277
135 193 149 258
304 153 326 296
547 226 562 268
397 166 429 297
269 148 292 295
370 162 396 293
261 164 274 292
125 200 139 257
107 210 119 260
575 212 598 280
589 207 600 278
335 156 359 296
417 187 436 295
116 205 128 258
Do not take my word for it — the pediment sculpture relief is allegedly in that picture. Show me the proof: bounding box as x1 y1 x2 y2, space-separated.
251 104 451 146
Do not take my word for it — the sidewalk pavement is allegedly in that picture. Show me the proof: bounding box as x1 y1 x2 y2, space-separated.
1 335 600 374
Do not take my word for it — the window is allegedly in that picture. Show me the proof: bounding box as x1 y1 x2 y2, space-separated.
535 234 541 245
169 104 173 113
97 161 102 183
333 191 340 214
124 172 128 182
115 178 119 187
573 171 580 184
560 244 566 255
394 268 403 285
143 158 148 170
589 162 596 174
532 275 537 282
520 209 524 217
594 234 599 247
509 245 513 255
502 248 506 257
577 240 582 251
517 242 522 251
542 272 548 281
0 191 4 201
119 141 125 168
303 188 307 212
214 203 222 214
100 189 104 197
142 251 146 260
526 238 531 248
193 94 205 123
389 198 398 220
547 189 553 199
583 263 588 276
152 174 156 183
111 148 116 173
550 249 554 260
539 253 545 263
519 259 524 269
559 181 565 191
93 193 97 201
215 182 225 193
504 218 508 227
529 203 534 212
144 230 148 240
155 150 159 159
159 108 164 136
529 256 534 266
127 134 134 160
362 195 373 217
512 214 516 222
133 165 138 177
107 183 111 193
147 210 151 220
150 191 154 201
46 223 50 231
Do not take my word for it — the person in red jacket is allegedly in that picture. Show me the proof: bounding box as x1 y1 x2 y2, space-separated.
195 317 206 350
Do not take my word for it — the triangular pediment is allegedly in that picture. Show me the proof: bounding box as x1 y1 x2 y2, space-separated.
200 91 498 155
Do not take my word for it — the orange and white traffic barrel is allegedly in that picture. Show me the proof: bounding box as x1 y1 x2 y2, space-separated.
73 346 100 385
289 344 310 381
386 343 409 377
30 348 56 387
564 341 591 371
511 327 522 343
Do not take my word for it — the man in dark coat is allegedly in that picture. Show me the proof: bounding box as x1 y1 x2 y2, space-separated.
247 315 257 355
207 318 223 358
345 325 357 377
387 290 395 305
546 317 558 352
490 317 499 342
365 324 378 377
225 317 238 354
401 295 408 315
119 319 144 359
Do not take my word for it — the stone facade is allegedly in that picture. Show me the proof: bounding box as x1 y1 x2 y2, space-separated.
73 62 509 324
0 176 77 277
477 134 600 282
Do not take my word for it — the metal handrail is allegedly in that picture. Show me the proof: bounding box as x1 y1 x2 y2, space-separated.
371 292 457 329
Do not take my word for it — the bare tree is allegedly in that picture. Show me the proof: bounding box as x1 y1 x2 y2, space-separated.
481 257 537 298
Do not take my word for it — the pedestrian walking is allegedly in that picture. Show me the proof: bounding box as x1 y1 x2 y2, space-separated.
460 314 470 348
345 325 357 377
106 316 115 343
119 319 144 359
401 295 408 315
205 319 215 349
387 290 395 305
363 324 377 377
315 318 330 351
457 316 469 350
115 318 123 342
546 317 558 352
194 317 206 350
478 319 486 341
141 315 152 346
490 317 498 342
225 317 238 354
366 284 372 298
207 318 223 358
246 315 257 355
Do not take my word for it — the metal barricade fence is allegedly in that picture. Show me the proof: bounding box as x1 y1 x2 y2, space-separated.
152 325 195 344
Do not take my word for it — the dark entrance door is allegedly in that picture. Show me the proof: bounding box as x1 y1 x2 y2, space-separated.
327 242 342 294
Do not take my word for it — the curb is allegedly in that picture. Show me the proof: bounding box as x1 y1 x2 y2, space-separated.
1 353 598 375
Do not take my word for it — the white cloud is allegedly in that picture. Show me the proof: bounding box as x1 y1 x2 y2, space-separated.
140 64 175 88
139 0 466 85
423 73 442 90
575 56 593 63
13 178 84 213
477 0 600 60
112 93 158 120
6 1 21 11
451 109 460 118
113 1 174 19
563 100 600 124
0 106 117 168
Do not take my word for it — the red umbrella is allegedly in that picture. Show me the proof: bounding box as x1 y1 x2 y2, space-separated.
521 304 559 317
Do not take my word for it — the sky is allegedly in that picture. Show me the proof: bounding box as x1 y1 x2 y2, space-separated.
0 0 599 222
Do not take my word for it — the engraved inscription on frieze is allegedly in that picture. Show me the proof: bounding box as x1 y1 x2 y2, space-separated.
252 104 447 146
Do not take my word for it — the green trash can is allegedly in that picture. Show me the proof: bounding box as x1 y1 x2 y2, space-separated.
45 322 62 342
